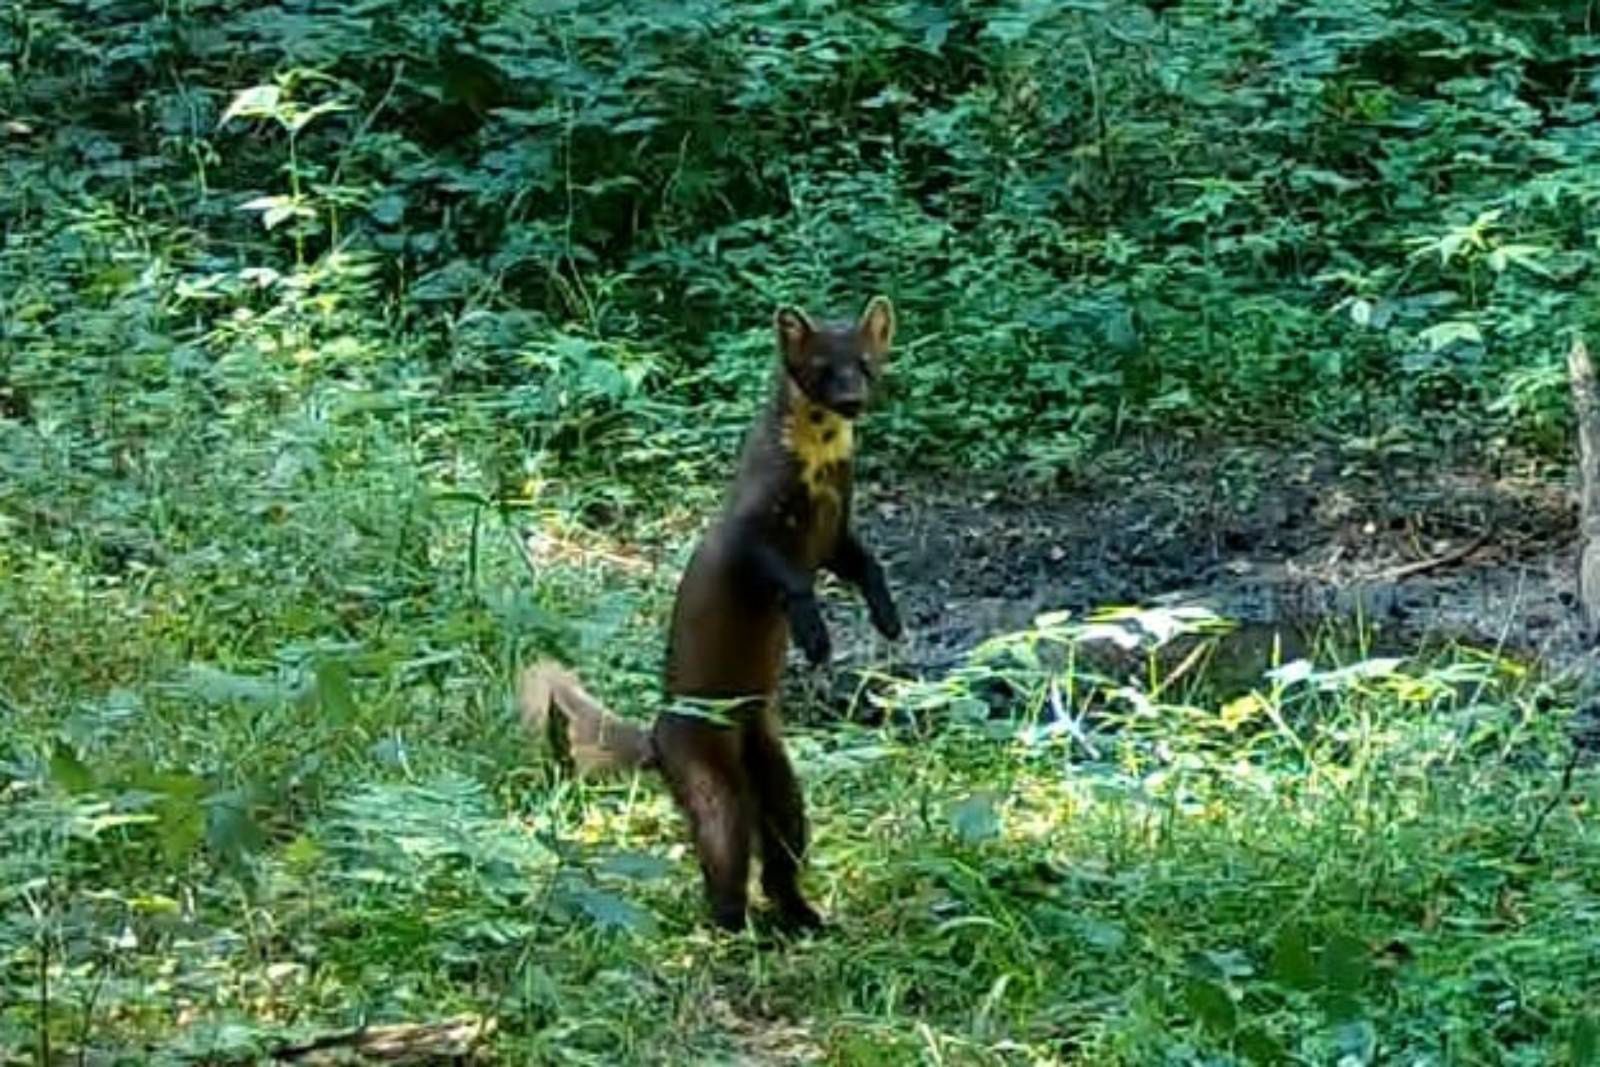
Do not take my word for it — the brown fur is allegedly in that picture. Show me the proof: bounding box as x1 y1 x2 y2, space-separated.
518 661 655 775
519 295 901 933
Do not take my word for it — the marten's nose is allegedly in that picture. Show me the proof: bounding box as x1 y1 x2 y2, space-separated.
833 395 863 418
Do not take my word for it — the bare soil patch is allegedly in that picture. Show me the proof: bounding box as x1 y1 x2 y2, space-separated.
797 437 1592 711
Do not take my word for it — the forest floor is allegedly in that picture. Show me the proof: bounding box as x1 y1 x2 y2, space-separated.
794 434 1592 714
8 430 1598 1064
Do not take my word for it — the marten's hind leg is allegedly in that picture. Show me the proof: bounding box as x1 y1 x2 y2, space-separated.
745 707 823 932
653 714 752 932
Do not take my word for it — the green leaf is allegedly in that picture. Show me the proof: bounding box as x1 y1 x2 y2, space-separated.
285 99 347 134
1487 243 1551 277
1418 320 1482 353
563 884 657 934
1270 925 1317 990
1330 1019 1376 1062
315 659 357 723
1075 917 1127 952
1236 1025 1286 1064
949 791 1001 843
369 193 406 225
237 194 313 231
1572 1016 1599 1066
207 791 266 862
155 792 206 864
599 850 673 881
49 743 95 793
129 894 182 916
283 834 324 870
1321 933 1368 993
220 84 282 126
178 664 290 707
1184 978 1237 1035
1318 992 1365 1025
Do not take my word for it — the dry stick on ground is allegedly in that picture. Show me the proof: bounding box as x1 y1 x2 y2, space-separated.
1569 335 1600 638
1379 532 1491 582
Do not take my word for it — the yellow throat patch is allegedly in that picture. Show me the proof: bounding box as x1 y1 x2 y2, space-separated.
782 394 854 500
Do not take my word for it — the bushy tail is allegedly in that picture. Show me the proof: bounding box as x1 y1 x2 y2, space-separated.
518 660 657 776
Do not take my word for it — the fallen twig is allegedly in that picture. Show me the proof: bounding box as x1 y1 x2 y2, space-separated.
1379 533 1490 582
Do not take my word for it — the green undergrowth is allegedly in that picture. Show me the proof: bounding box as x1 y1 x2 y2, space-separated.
4 515 1597 1064
6 1 1600 1061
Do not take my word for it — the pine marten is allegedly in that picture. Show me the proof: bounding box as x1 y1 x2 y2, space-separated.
520 295 902 932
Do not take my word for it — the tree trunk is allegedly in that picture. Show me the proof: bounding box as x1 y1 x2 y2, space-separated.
1568 335 1600 638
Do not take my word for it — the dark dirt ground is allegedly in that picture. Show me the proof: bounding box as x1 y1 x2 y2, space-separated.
795 436 1599 713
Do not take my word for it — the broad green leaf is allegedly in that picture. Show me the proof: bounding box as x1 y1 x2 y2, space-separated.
563 884 657 934
599 851 673 881
207 794 266 861
129 895 182 915
220 84 282 125
1418 320 1482 353
1237 1025 1285 1064
178 665 289 707
1330 1019 1376 1062
1184 978 1237 1035
949 791 1001 843
1270 926 1317 990
1321 933 1369 993
1075 917 1127 952
156 795 205 864
49 743 95 793
285 99 347 134
1572 1016 1599 1066
315 659 356 723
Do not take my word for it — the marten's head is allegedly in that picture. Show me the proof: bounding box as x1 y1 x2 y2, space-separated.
774 296 894 420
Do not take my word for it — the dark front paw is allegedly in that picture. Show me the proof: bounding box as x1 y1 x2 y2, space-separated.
867 585 903 641
871 600 902 640
788 594 832 666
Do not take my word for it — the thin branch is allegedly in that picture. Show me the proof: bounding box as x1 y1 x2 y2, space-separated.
1515 745 1582 864
1379 533 1489 582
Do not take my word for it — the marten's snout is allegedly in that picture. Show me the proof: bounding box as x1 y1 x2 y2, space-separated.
826 363 868 418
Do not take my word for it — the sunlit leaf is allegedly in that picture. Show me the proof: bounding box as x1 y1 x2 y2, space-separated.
129 894 182 916
1418 320 1482 352
220 84 282 125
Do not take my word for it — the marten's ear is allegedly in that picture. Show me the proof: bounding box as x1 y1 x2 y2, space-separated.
774 305 814 369
858 295 895 361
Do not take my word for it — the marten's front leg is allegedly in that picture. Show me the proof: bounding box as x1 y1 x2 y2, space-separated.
827 530 902 640
740 534 831 665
